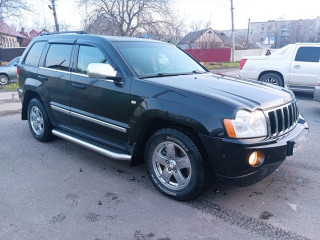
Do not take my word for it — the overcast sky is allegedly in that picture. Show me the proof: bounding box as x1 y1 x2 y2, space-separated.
18 0 320 32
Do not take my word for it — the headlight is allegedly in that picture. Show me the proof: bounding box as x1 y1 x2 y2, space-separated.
223 110 267 138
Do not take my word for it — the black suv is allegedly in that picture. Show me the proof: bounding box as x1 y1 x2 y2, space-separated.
18 32 308 201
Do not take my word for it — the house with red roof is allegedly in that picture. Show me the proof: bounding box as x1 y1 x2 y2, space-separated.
0 21 26 48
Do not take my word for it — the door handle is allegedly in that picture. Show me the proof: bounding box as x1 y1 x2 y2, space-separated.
72 82 86 90
37 75 48 81
294 65 301 69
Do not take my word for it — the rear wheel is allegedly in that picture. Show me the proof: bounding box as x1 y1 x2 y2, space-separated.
27 98 53 142
259 73 283 87
145 128 206 201
0 74 9 85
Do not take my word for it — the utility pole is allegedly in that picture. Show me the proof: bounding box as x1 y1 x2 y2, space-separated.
246 18 250 47
49 0 60 32
230 0 235 62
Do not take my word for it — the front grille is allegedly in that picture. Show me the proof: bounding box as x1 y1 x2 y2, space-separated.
265 101 299 137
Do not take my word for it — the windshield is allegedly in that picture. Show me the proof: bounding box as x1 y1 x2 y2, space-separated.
113 41 206 78
271 45 291 56
6 57 19 66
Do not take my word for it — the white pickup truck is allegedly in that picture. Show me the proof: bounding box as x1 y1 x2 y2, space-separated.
239 43 320 92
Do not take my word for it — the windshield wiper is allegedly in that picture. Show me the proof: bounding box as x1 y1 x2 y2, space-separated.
141 72 192 79
192 70 206 74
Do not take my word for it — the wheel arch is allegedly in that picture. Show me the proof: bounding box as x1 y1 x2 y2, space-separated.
0 72 9 77
130 116 212 172
258 71 284 86
21 90 42 120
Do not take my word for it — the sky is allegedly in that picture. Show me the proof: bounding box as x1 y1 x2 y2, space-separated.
17 0 320 32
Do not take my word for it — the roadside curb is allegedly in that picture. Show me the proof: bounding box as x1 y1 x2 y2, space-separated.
0 91 21 116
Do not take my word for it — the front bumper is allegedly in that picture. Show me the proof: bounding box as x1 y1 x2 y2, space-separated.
314 86 320 102
200 115 308 186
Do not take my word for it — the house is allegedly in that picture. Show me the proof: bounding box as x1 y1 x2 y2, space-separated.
0 21 26 48
177 28 230 49
29 29 39 38
19 28 49 47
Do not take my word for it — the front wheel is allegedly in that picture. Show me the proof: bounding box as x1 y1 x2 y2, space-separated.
259 73 283 87
27 98 53 142
0 74 9 85
145 128 207 201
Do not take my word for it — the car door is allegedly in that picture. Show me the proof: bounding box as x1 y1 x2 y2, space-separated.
289 46 320 87
38 43 74 126
70 42 132 145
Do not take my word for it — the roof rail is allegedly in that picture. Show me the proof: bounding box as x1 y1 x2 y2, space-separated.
40 31 88 36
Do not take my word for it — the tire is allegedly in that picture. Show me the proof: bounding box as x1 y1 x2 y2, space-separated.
259 73 283 87
145 128 206 201
0 74 9 85
27 98 53 142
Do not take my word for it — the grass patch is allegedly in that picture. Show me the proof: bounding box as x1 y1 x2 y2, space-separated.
204 61 240 70
3 82 18 92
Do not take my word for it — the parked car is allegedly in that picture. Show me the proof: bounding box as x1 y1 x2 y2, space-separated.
0 56 20 85
239 43 320 92
314 81 320 102
18 32 308 201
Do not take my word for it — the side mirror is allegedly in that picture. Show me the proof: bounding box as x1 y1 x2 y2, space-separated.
13 63 18 67
87 63 122 81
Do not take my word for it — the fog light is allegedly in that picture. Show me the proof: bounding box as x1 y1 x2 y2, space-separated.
248 151 265 167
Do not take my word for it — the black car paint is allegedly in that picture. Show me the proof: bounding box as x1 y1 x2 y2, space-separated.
18 34 308 185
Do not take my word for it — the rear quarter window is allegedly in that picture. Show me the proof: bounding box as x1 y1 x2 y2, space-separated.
44 44 73 71
295 47 320 62
24 41 46 66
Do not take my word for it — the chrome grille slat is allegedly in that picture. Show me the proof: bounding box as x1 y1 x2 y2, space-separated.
288 104 293 126
265 101 298 137
284 106 290 130
295 103 299 122
280 108 285 133
292 102 296 122
274 111 278 135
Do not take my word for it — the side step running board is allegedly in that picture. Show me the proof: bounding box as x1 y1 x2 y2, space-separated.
52 129 131 161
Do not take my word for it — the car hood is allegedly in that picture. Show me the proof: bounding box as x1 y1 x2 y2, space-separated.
144 73 294 110
0 66 10 69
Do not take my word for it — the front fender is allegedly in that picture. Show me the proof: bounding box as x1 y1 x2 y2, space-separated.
127 97 228 146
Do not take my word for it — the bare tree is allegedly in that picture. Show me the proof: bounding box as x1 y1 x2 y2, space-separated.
142 13 187 43
77 0 172 37
0 0 29 20
189 19 210 32
84 15 122 36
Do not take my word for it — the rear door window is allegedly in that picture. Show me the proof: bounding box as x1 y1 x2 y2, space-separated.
76 45 107 74
295 47 320 62
45 44 73 71
24 41 46 66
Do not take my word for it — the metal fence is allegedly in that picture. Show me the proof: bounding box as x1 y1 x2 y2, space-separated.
185 48 231 62
0 47 26 64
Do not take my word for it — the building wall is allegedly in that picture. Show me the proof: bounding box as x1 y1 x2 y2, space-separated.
316 17 320 42
249 18 320 48
234 49 265 61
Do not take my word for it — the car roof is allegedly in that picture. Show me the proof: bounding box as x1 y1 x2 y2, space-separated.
294 42 320 46
33 33 168 45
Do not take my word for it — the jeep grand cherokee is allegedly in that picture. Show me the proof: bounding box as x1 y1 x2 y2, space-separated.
18 32 308 201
